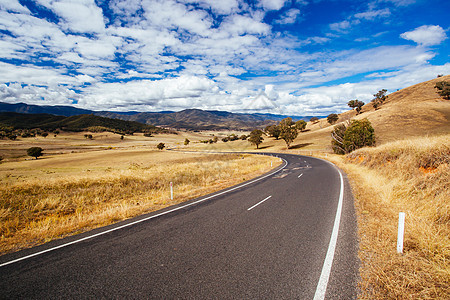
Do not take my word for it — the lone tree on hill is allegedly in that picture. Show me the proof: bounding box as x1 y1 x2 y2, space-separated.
372 89 388 109
295 120 307 132
331 119 375 154
347 100 365 114
279 117 298 148
27 147 44 159
435 81 450 99
310 117 319 123
327 113 339 124
157 142 165 150
248 129 264 149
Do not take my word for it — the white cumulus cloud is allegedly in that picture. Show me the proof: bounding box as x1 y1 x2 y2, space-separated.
400 25 447 46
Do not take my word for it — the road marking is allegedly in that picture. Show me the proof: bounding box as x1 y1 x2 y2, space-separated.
247 195 272 211
313 167 344 300
0 157 288 268
298 173 303 178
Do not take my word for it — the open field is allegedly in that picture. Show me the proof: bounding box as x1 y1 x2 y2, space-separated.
0 132 281 254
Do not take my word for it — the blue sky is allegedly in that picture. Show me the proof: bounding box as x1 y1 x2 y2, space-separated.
0 0 449 116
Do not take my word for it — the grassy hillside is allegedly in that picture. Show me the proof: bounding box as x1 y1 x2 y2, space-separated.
296 75 450 151
328 135 449 299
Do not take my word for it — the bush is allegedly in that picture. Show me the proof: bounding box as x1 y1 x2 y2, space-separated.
310 117 319 123
156 143 165 150
327 113 339 124
331 119 376 154
184 138 190 145
434 81 450 99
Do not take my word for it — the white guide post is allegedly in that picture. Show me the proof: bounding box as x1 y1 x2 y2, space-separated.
397 212 405 254
170 182 173 200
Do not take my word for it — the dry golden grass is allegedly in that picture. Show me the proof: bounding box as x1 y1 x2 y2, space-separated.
0 148 280 254
327 135 449 299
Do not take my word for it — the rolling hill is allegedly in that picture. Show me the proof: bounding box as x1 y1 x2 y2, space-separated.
296 75 450 151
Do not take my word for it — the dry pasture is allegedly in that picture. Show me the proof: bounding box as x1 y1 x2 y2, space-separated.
0 132 281 254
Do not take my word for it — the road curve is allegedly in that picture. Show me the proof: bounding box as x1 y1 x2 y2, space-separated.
0 153 359 299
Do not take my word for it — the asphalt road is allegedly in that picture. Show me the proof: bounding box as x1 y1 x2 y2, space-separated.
0 153 359 299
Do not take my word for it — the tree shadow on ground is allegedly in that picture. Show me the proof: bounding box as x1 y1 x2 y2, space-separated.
289 143 313 149
258 145 273 150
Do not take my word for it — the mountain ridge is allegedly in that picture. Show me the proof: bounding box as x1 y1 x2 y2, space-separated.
0 102 320 131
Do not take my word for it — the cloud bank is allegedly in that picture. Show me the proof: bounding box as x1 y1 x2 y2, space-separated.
0 0 449 116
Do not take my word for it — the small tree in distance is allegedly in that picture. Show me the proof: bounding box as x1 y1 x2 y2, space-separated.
347 100 365 114
27 147 44 159
184 138 190 145
310 117 319 124
327 113 339 124
265 124 280 139
295 120 307 132
157 142 165 150
248 129 264 149
279 117 298 148
372 89 388 109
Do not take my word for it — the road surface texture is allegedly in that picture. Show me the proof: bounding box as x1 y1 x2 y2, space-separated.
0 153 359 299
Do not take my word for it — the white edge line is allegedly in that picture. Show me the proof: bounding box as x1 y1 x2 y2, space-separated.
298 173 303 178
247 195 272 211
0 156 288 268
313 166 344 300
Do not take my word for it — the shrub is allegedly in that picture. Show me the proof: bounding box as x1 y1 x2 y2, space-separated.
331 119 376 154
331 123 347 155
310 117 319 123
434 81 450 99
156 143 165 150
327 113 339 124
184 138 190 145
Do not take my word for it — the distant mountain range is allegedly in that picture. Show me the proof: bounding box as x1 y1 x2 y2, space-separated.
0 102 319 131
0 112 167 135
